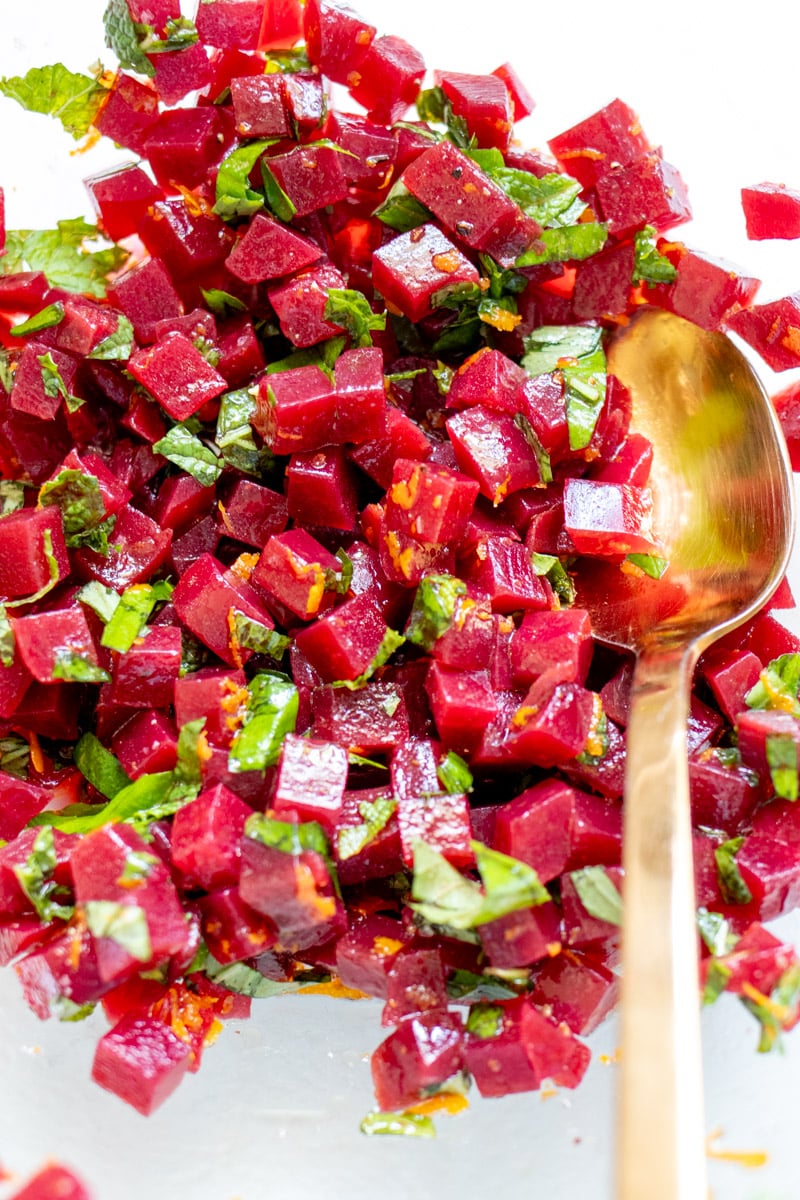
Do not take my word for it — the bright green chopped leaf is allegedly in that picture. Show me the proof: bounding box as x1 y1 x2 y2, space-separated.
79 580 121 624
138 16 199 54
766 734 799 801
405 574 467 651
73 731 133 799
38 470 107 547
215 387 271 476
0 480 27 515
0 733 30 778
741 962 800 1053
88 314 135 361
231 610 291 661
101 581 173 651
214 139 275 219
51 651 110 684
2 218 127 299
118 848 159 886
0 349 14 392
103 0 154 75
332 629 405 690
374 181 431 232
336 795 397 860
702 958 733 1006
33 770 175 835
153 424 222 487
569 864 623 925
714 836 753 906
745 653 800 717
632 225 677 285
264 47 312 73
437 750 473 795
0 63 107 139
488 169 586 228
472 841 550 921
84 900 152 962
521 323 607 452
513 413 554 485
245 812 330 860
324 288 386 348
0 606 15 667
9 301 65 337
530 552 576 605
521 323 603 376
228 672 299 773
415 85 470 148
360 1111 436 1139
323 548 353 597
205 953 302 996
168 718 206 805
37 351 74 407
201 288 247 318
465 1001 505 1039
260 160 297 223
14 827 74 922
410 839 548 932
626 553 669 579
51 997 97 1022
446 969 518 1001
516 222 608 267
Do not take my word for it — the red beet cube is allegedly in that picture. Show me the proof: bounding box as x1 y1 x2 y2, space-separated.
509 679 595 767
270 732 349 831
510 608 593 687
15 925 108 1018
282 69 327 130
5 1164 91 1200
92 1014 192 1115
736 833 800 922
348 405 432 489
531 951 619 1036
85 163 164 243
491 62 535 121
259 0 304 48
347 34 426 123
293 591 391 682
73 504 172 590
152 474 216 532
172 552 275 667
143 107 227 191
725 292 800 372
0 506 69 599
571 239 636 320
464 996 540 1098
689 747 767 831
196 0 264 49
112 708 178 779
463 535 551 613
197 886 277 963
335 913 407 997
311 682 410 754
286 446 359 532
424 663 497 752
590 430 653 488
446 346 527 412
215 313 266 386
12 606 101 685
128 332 227 421
699 645 762 723
266 261 347 348
225 210 323 284
326 112 397 192
643 243 760 332
494 779 615 883
219 478 288 548
10 340 80 420
446 406 544 502
396 784 473 868
108 257 183 345
381 947 448 1025
230 73 291 138
372 223 479 324
252 528 340 620
138 198 235 282
0 773 50 841
264 142 349 217
239 836 346 952
94 73 160 156
548 97 651 190
109 625 182 709
303 0 376 84
370 1009 464 1110
742 182 800 240
173 666 247 748
563 478 659 556
333 346 387 443
595 152 691 238
560 865 624 946
384 457 478 545
435 70 513 151
478 899 562 968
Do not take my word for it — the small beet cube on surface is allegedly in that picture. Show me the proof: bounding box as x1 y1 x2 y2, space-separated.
347 34 425 123
252 527 340 621
643 242 760 332
172 552 275 667
742 182 800 240
128 332 227 421
239 836 345 952
196 0 264 50
477 899 562 968
94 72 160 156
263 142 349 217
143 107 227 191
531 951 618 1036
254 363 337 454
15 924 109 1018
435 70 513 151
0 506 69 600
594 152 691 239
294 592 392 683
371 1009 465 1110
225 210 323 284
492 61 535 121
197 886 277 963
286 446 359 532
267 261 347 348
72 504 172 590
6 1164 92 1200
725 292 800 372
446 406 544 503
464 996 540 1098
335 913 407 997
548 97 651 190
371 223 479 323
92 1014 192 1115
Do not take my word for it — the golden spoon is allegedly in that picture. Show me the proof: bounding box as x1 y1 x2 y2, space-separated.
576 307 795 1199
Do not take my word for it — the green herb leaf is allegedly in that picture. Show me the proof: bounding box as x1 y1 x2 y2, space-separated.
472 841 550 922
465 1001 505 1039
569 864 623 925
138 16 199 54
332 629 405 690
84 900 152 962
0 606 15 667
513 413 554 485
215 387 271 476
101 581 173 652
410 839 549 932
487 169 586 228
88 314 135 361
336 795 397 860
38 469 107 547
0 733 30 778
33 770 174 835
74 731 132 799
260 159 297 223
153 425 222 487
446 969 518 1001
0 64 107 139
436 750 473 795
79 580 121 624
0 349 14 393
632 225 677 285
360 1111 436 1139
714 836 753 906
9 301 65 338
103 0 154 76
168 718 206 805
2 218 127 299
201 288 247 318
203 953 302 997
118 848 159 886
214 140 275 220
245 812 330 860
530 552 576 605
51 651 110 683
521 324 607 452
323 288 386 348
13 827 74 922
702 958 733 1006
415 85 471 148
228 672 299 773
37 351 77 409
625 553 669 579
51 996 97 1022
515 222 608 267
766 734 799 801
231 610 291 661
265 336 347 377
745 653 800 718
405 574 467 651
374 181 431 233
0 480 27 516
696 907 739 956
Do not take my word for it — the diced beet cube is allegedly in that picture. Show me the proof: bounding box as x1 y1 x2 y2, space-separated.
73 504 172 590
286 446 359 531
333 346 387 443
108 257 183 346
215 313 266 387
699 645 762 723
85 164 164 243
239 836 346 952
10 340 80 420
252 528 340 621
425 663 496 753
736 707 800 783
478 899 562 968
172 552 275 667
371 1009 464 1110
11 606 102 685
643 242 760 332
152 474 215 533
509 678 595 767
725 292 800 372
270 732 349 831
282 69 327 129
735 833 800 922
560 865 624 946
446 345 527 412
510 608 593 687
396 784 473 868
595 152 692 239
112 708 178 779
173 666 247 748
519 1001 591 1088
149 40 213 105
548 98 651 189
742 182 800 241
128 332 227 421
92 1014 192 1115
401 140 539 267
0 506 69 600
219 478 288 549
138 198 235 283
491 62 535 121
10 681 81 742
5 1164 91 1200
312 681 410 754
303 0 376 84
464 996 540 1098
196 0 264 49
347 34 426 123
335 914 407 997
381 946 448 1025
590 430 653 488
0 655 33 719
94 73 160 156
293 592 391 683
349 405 432 488
264 142 349 218
225 211 323 285
494 779 620 883
463 535 551 613
446 406 543 502
54 448 132 519
690 747 767 830
0 773 50 841
197 886 277 963
49 297 121 359
15 924 109 1018
143 107 226 191
429 590 494 671
435 70 513 151
384 456 478 545
230 73 291 138
334 785 404 885
326 112 397 192
531 951 619 1036
109 625 182 709
563 477 659 556
571 239 635 321
266 261 347 348
372 223 480 323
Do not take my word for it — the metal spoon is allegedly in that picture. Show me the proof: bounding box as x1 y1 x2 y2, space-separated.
574 308 795 1200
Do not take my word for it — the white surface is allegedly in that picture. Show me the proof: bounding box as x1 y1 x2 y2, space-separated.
2 2 800 1198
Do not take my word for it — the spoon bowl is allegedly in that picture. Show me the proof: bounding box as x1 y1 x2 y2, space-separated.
575 308 795 1200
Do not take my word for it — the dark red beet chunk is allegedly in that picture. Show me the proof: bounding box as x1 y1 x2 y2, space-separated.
92 1014 192 1115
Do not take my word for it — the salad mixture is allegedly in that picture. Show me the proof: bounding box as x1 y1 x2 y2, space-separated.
2 0 800 1141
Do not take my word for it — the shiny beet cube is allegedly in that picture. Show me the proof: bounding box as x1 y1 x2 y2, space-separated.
371 223 480 323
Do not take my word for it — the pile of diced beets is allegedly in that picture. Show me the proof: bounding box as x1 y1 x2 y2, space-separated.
3 0 800 1128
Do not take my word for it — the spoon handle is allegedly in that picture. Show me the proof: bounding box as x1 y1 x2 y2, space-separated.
616 647 707 1200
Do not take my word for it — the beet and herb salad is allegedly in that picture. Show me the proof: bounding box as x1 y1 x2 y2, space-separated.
2 0 800 1148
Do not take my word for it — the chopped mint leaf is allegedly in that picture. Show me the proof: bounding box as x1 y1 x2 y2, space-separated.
437 750 473 795
360 1111 436 1138
332 629 405 690
521 324 606 452
488 169 586 228
88 314 135 361
446 969 518 1001
0 64 107 139
741 962 800 1053
375 181 431 232
32 770 175 835
265 336 347 376
465 1001 505 1039
324 288 386 348
410 839 548 932
103 0 154 76
37 351 76 408
51 996 97 1022
38 469 107 547
0 480 27 516
513 413 554 485
516 222 608 267
0 349 14 393
714 836 753 906
153 424 222 488
0 733 31 778
336 795 397 860
260 159 297 223
79 580 121 624
530 552 576 605
9 302 65 337
0 606 15 667
138 16 199 54
569 864 623 925
84 900 152 962
228 672 299 773
626 553 669 579
703 958 733 1006
745 653 800 718
245 812 330 860
204 953 302 997
13 827 74 922
51 651 110 683
201 288 247 318
766 734 799 802
415 85 470 148
214 139 275 220
73 731 133 799
405 574 467 651
324 549 353 597
118 848 159 886
168 718 206 805
2 218 127 300
101 580 173 652
632 225 677 285
231 610 291 661
215 387 271 476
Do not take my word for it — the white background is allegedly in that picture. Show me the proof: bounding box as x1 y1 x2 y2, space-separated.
2 2 800 1198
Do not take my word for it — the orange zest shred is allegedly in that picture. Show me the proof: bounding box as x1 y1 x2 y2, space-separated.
404 1092 469 1118
229 552 259 583
297 979 371 1000
25 729 45 774
705 1127 768 1169
226 608 244 670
